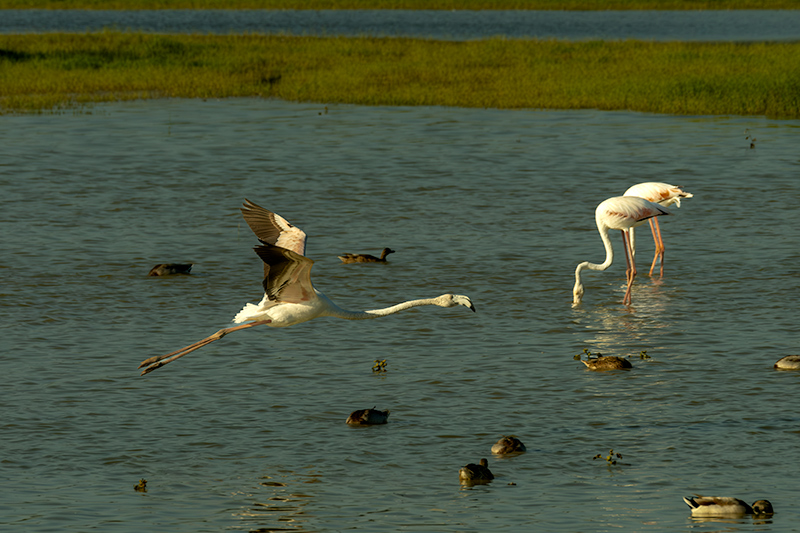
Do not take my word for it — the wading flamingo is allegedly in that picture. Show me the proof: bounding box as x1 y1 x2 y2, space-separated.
623 182 692 276
138 199 475 375
572 196 670 306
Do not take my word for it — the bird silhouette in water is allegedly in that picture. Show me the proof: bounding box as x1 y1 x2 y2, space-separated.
346 407 389 426
338 248 395 263
581 355 633 371
148 263 193 276
459 458 494 484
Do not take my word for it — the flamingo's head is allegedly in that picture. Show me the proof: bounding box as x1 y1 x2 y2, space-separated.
572 283 584 306
439 294 476 312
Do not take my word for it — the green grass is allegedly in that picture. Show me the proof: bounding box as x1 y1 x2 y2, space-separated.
1 32 798 117
1 0 799 9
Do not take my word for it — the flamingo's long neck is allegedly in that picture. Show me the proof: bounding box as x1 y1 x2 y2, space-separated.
582 224 615 272
323 297 443 320
573 225 614 304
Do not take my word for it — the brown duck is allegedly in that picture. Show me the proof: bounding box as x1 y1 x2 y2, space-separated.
148 263 193 276
491 435 527 455
581 355 632 371
346 407 390 426
338 248 395 264
459 458 494 483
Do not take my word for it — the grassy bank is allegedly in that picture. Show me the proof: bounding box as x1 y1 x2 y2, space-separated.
1 0 798 9
1 32 798 117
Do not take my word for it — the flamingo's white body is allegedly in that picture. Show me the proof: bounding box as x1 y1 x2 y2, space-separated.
683 496 774 517
623 182 692 276
139 199 475 375
573 196 670 306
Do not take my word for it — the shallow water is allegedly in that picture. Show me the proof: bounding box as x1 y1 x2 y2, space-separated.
2 9 800 41
1 99 799 531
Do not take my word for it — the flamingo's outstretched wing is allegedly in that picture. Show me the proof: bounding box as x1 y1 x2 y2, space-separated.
254 244 315 304
241 199 307 256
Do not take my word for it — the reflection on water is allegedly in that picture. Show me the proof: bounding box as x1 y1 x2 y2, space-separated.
571 283 675 359
235 469 320 531
688 515 776 526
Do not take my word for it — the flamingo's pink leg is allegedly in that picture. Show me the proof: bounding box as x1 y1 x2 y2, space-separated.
139 320 272 375
649 217 665 277
622 231 636 305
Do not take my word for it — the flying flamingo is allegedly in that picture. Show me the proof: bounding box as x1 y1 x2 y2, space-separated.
572 196 670 306
138 199 476 375
623 182 692 276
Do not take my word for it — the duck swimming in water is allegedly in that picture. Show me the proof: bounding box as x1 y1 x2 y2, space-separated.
581 355 632 371
774 355 800 370
491 436 527 455
346 407 389 426
459 458 494 483
338 248 395 264
683 496 773 517
148 263 193 276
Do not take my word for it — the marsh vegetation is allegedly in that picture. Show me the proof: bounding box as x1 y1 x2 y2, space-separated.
1 32 798 117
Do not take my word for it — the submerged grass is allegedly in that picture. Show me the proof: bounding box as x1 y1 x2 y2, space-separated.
1 32 799 117
1 0 799 8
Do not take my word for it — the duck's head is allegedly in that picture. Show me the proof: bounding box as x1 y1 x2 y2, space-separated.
752 500 774 514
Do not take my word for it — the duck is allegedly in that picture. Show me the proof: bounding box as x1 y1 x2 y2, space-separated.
459 458 494 483
581 355 632 371
774 355 800 370
338 248 395 264
148 263 193 276
683 496 774 516
491 435 527 455
345 407 390 426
